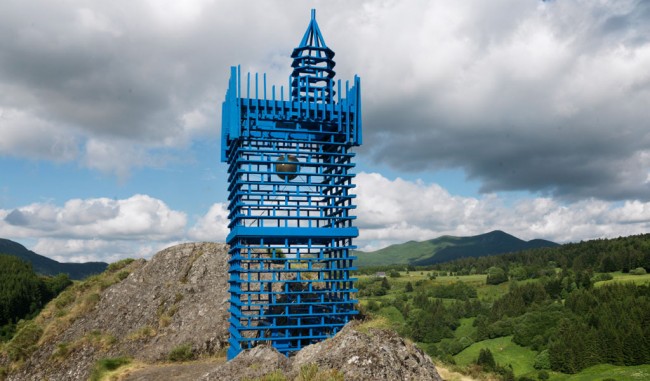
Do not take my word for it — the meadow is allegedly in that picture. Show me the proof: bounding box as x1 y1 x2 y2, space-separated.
357 269 650 381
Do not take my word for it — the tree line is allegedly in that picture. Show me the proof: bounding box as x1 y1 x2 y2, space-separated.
357 233 650 377
356 234 650 278
0 254 71 341
434 233 650 276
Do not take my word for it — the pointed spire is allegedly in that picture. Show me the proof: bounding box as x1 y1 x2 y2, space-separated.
291 9 336 103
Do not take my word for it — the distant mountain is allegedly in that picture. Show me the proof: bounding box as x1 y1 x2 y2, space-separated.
0 238 107 280
355 230 559 267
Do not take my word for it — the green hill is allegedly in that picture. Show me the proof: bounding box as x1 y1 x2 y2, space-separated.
355 230 558 267
0 238 107 280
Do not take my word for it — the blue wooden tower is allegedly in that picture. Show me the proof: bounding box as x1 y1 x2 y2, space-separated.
221 10 361 359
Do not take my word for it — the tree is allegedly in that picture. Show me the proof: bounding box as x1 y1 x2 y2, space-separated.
509 266 528 281
534 350 551 370
405 282 414 292
486 267 508 285
42 273 72 301
1 255 72 342
474 315 490 341
476 348 496 371
0 255 43 326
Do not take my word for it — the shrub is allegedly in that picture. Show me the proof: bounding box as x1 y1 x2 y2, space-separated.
159 314 172 328
6 320 43 361
630 267 647 275
486 267 508 285
117 271 130 281
50 342 71 360
365 300 379 312
534 350 551 370
439 353 456 365
128 326 157 341
86 293 101 304
537 370 549 380
168 344 194 362
0 322 16 342
299 364 319 381
85 330 117 350
89 357 131 381
488 319 514 338
54 291 75 309
80 293 101 313
430 282 477 300
297 363 344 381
106 258 135 273
458 336 474 349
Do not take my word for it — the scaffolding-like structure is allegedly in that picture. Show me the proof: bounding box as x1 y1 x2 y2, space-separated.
221 10 362 360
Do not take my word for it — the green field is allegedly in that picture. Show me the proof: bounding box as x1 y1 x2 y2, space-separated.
453 318 476 339
358 272 508 303
453 336 537 377
358 269 650 381
549 364 650 381
595 272 650 287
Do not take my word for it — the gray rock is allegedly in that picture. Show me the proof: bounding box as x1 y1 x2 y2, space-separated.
8 242 230 381
198 345 290 381
200 321 443 381
289 321 443 381
7 242 444 381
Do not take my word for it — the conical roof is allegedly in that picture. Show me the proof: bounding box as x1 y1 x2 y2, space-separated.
291 9 336 103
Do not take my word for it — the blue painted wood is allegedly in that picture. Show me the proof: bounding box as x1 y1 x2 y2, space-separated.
221 9 361 360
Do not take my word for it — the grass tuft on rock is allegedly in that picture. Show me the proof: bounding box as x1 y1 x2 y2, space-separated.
168 343 194 362
89 357 131 381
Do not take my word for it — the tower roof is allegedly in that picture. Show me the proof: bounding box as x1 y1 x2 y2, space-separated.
291 9 336 102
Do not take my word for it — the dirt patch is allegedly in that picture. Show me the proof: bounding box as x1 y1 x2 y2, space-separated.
119 359 226 381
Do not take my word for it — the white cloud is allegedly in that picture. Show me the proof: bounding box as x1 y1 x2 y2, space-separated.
0 196 229 262
81 138 176 180
30 237 182 263
1 1 649 198
2 179 650 261
187 202 229 242
1 194 191 263
0 107 79 161
1 194 187 240
354 172 650 250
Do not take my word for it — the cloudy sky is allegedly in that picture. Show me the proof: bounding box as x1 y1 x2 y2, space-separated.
1 0 650 263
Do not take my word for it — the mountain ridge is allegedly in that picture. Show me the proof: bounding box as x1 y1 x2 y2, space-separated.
0 238 107 280
355 230 559 267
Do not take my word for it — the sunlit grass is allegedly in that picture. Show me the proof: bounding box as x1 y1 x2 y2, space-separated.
453 318 476 340
547 364 650 381
454 336 537 377
594 272 650 287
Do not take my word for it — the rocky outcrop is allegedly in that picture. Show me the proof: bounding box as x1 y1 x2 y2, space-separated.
200 321 444 381
8 242 230 381
69 242 231 360
6 242 445 381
